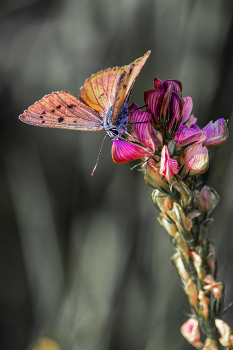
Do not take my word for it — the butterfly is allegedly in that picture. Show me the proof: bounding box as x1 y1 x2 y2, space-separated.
19 51 150 140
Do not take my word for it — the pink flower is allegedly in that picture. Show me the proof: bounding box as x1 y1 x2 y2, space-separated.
112 104 162 163
144 78 193 140
159 145 179 183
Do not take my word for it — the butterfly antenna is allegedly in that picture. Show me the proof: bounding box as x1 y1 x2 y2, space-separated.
91 134 107 176
130 104 147 112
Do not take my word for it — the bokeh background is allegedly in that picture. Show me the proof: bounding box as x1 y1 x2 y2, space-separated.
1 1 233 349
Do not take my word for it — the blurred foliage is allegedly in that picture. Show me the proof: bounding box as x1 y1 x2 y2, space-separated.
0 0 233 349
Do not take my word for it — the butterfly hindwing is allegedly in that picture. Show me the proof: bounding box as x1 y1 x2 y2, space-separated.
79 66 126 117
19 91 104 131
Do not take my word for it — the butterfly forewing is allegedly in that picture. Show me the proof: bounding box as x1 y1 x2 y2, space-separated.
19 91 104 131
111 51 151 126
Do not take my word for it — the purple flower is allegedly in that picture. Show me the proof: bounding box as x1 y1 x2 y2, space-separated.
144 78 193 140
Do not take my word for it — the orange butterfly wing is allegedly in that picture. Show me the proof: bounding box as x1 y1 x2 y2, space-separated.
111 51 151 126
80 51 150 122
79 66 126 117
19 91 104 131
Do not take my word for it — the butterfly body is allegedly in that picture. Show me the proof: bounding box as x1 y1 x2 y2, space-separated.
19 51 150 139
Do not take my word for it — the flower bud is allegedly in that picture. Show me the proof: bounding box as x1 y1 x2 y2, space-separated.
203 118 228 147
215 319 231 347
180 318 204 349
180 142 209 176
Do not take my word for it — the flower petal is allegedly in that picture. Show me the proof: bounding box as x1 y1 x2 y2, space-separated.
144 89 164 123
180 318 204 349
174 125 207 148
111 140 145 163
163 80 182 96
203 119 228 147
129 108 163 151
182 142 209 176
181 97 193 124
160 145 179 183
167 93 183 136
185 115 198 128
144 159 170 191
153 77 163 89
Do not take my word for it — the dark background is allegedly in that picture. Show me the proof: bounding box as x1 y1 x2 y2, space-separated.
1 1 233 349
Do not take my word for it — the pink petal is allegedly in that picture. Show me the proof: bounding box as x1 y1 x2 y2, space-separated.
111 140 145 163
200 186 212 210
163 80 182 96
160 145 179 183
129 108 163 151
183 143 209 176
185 115 198 128
174 125 207 147
203 119 228 147
181 97 193 124
180 318 204 348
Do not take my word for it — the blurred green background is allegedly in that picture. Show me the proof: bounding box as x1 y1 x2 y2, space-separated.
1 1 233 349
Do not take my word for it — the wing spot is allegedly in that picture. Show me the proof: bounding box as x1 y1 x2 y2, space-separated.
41 121 45 124
40 116 44 119
73 120 77 123
51 109 55 113
42 111 46 114
68 104 76 108
56 105 61 109
58 117 64 123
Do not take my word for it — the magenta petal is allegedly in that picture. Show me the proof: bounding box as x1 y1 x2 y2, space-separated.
144 89 164 123
112 140 145 163
129 102 139 112
154 77 163 89
174 125 207 147
181 97 193 124
129 109 163 151
203 119 228 147
170 158 179 174
163 80 182 96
